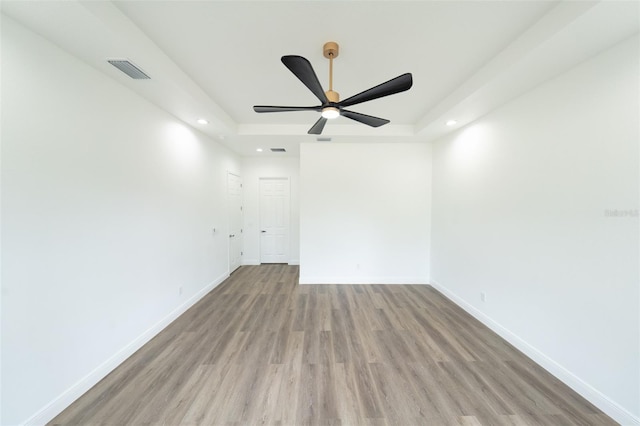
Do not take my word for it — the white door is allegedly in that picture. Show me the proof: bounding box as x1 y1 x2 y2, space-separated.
227 172 243 273
259 178 289 263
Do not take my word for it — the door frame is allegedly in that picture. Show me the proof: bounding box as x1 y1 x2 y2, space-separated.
258 176 290 264
227 171 243 273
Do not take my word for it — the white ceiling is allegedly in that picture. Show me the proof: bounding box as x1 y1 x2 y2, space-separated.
2 1 638 156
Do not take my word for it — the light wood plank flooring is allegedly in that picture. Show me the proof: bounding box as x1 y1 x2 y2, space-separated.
50 265 616 425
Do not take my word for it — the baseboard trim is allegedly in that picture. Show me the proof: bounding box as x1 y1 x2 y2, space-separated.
299 276 430 285
241 260 300 266
23 272 230 426
430 279 639 426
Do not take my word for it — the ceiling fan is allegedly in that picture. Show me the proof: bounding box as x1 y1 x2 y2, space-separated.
253 42 413 135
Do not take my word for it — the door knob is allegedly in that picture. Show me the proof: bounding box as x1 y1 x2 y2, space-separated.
261 230 266 233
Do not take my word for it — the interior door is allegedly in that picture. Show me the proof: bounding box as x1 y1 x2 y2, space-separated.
259 177 289 264
227 172 242 273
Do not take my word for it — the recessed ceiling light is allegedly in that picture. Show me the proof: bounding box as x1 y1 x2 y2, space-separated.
446 120 457 126
196 118 209 124
256 148 263 152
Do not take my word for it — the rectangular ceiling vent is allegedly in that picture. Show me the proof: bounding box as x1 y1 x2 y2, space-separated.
270 148 286 152
316 137 332 142
107 59 150 79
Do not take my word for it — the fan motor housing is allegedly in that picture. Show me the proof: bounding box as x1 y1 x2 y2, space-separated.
325 90 339 103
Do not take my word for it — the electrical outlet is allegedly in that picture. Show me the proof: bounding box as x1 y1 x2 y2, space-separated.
480 292 486 302
179 286 183 296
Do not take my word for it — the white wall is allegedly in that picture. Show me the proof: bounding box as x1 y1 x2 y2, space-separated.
300 142 431 284
3 7 637 426
1 16 240 425
241 156 300 265
431 35 639 424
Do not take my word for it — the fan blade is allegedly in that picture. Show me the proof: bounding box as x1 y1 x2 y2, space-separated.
281 56 329 104
339 73 413 108
254 105 321 113
308 117 328 135
341 110 390 127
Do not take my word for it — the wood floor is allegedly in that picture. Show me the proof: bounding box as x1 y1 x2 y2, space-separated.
50 265 616 426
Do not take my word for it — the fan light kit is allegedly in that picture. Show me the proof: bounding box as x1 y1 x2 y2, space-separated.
254 41 413 135
321 107 340 119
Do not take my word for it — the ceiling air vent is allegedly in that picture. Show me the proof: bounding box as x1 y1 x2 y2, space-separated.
107 59 150 79
316 137 332 142
270 148 286 153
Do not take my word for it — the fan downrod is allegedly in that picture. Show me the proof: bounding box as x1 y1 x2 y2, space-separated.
323 41 340 102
